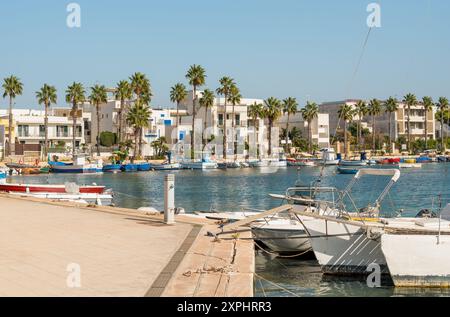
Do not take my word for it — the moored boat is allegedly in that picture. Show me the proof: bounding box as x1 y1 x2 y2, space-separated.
137 163 151 171
337 166 360 174
339 160 368 167
102 164 122 173
0 183 105 194
121 164 139 172
9 192 114 206
152 163 181 171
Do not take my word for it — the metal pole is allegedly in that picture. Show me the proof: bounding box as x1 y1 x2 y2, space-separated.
164 174 175 225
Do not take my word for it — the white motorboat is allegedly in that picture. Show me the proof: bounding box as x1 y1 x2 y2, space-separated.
181 160 218 170
340 160 368 167
296 169 402 275
9 191 114 206
380 204 450 287
250 159 287 168
315 148 340 166
251 219 311 254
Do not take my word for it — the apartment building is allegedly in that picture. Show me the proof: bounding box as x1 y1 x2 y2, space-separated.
319 99 436 142
276 112 330 149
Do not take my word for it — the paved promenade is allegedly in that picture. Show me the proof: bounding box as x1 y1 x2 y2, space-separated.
0 195 255 297
0 195 192 296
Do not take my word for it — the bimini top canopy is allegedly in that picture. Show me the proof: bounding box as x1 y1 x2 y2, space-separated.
354 169 401 182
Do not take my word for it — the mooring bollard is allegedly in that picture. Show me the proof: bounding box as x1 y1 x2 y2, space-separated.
164 174 175 225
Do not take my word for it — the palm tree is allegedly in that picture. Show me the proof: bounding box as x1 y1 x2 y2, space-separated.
228 85 242 159
338 104 354 158
282 97 298 154
89 85 108 156
355 100 368 150
367 99 382 152
263 97 282 157
126 102 151 159
65 82 86 156
170 83 187 143
115 80 132 143
2 76 23 156
403 93 417 152
422 96 434 150
186 65 206 159
216 77 236 160
300 102 319 154
130 72 152 104
437 97 449 152
199 89 215 149
248 102 264 159
384 97 399 154
36 84 57 157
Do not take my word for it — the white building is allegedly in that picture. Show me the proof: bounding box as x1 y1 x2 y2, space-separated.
276 112 330 150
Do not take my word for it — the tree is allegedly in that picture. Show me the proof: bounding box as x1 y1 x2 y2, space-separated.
368 99 382 152
65 82 86 156
338 104 354 158
151 137 169 158
89 85 108 156
130 72 152 104
355 100 368 151
216 76 236 160
403 93 417 152
170 83 187 143
199 89 215 149
422 96 434 150
36 84 57 157
126 102 151 159
384 97 399 154
115 80 132 143
228 85 241 159
300 101 319 153
263 97 282 156
282 97 298 154
186 65 206 159
2 76 23 155
437 97 449 152
248 102 264 159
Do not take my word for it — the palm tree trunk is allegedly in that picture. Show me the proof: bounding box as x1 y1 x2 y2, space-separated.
175 101 180 143
253 117 259 160
344 121 347 159
139 128 143 157
204 109 208 150
442 116 445 152
118 100 124 144
308 121 312 154
407 107 411 153
223 98 227 160
285 115 290 154
357 118 360 152
424 110 428 150
232 104 236 160
372 116 376 152
72 103 77 157
44 103 49 158
96 104 100 156
389 112 392 154
8 96 13 156
268 120 272 156
134 129 138 160
191 87 196 160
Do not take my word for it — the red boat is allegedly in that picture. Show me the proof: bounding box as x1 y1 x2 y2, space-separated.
388 158 401 164
0 183 105 194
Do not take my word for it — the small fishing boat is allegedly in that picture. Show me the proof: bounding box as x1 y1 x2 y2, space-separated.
50 155 103 174
137 163 151 171
181 156 218 170
340 160 368 167
152 163 181 171
121 164 139 172
316 148 340 165
102 164 122 173
226 162 241 169
337 166 360 174
0 182 106 194
240 162 250 168
399 163 422 169
5 162 36 170
9 192 114 206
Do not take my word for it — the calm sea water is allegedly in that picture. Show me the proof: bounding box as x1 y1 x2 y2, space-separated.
9 163 450 297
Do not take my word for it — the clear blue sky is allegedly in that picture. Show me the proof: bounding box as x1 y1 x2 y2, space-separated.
0 0 448 109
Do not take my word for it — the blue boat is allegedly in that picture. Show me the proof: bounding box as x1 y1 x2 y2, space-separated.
103 164 122 173
121 164 139 172
0 170 6 181
137 163 151 172
337 166 359 175
51 165 103 173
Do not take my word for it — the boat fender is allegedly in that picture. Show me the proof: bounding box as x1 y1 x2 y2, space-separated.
366 228 383 241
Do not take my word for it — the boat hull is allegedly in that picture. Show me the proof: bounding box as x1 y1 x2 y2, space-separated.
0 184 105 194
300 217 388 275
152 163 181 171
51 165 102 174
252 224 311 254
102 164 122 173
381 234 450 287
121 164 139 172
137 163 151 171
181 162 218 170
340 160 368 167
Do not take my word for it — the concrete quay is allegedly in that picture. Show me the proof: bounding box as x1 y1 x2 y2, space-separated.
0 194 254 297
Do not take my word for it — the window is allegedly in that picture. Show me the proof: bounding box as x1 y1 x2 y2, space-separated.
76 126 82 137
39 125 45 137
218 114 224 126
57 126 69 137
235 114 241 126
18 125 29 137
